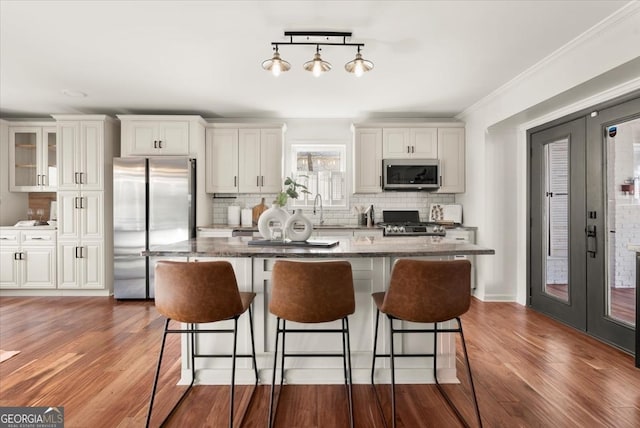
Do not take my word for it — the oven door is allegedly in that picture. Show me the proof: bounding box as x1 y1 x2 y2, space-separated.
383 159 440 190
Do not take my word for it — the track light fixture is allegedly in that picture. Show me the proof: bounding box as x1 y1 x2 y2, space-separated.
262 31 373 77
261 45 291 77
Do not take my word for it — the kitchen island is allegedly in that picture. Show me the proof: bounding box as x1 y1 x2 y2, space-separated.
144 235 494 385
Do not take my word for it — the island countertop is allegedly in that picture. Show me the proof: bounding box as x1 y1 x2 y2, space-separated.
143 236 495 258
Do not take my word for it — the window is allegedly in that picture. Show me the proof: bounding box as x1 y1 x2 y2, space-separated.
289 144 347 208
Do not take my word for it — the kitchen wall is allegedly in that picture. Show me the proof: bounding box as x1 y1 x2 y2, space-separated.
457 2 640 303
211 192 455 226
209 118 455 225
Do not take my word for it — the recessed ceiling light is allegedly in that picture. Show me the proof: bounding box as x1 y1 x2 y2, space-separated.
61 89 88 98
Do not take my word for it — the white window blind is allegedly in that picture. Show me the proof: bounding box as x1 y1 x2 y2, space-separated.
546 139 568 257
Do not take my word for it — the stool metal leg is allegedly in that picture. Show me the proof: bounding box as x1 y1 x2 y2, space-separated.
268 317 281 428
248 306 259 385
229 317 239 428
434 318 483 428
389 316 397 428
371 309 381 385
342 317 354 428
146 319 196 428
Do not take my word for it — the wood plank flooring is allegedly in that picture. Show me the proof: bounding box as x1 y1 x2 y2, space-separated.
1 296 639 427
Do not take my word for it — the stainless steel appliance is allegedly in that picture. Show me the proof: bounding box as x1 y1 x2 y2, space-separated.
379 210 446 236
382 159 440 190
113 158 196 299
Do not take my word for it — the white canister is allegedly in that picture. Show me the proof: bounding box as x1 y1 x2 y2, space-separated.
227 205 240 226
241 209 252 227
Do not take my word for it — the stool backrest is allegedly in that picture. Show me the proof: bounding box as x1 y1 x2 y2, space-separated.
155 260 244 323
383 259 471 323
270 260 355 323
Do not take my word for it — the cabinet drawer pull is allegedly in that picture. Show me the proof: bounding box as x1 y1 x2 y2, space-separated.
256 176 260 187
14 252 19 260
261 176 265 187
411 146 415 153
30 237 44 240
74 172 80 184
407 146 410 153
234 176 237 187
153 140 157 149
80 172 84 184
158 140 162 149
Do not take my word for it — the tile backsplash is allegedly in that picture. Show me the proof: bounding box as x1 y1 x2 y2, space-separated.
211 192 456 226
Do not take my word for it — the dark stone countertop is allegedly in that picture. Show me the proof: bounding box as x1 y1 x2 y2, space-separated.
143 236 495 258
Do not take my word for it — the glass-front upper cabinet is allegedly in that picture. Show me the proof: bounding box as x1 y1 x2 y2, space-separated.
9 125 57 192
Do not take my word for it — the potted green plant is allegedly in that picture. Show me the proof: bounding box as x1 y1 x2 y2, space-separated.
275 176 311 206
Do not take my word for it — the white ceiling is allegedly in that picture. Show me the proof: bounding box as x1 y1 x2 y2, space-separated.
0 0 630 119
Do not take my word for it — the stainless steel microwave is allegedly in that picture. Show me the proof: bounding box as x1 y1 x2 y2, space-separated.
382 159 440 190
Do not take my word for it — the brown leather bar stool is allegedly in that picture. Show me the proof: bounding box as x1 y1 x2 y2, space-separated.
146 260 258 428
371 259 482 428
268 260 356 428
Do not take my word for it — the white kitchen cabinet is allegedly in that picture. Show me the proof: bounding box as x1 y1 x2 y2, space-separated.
0 229 56 289
437 127 465 193
353 122 465 194
382 128 437 159
52 115 119 293
57 241 103 289
57 120 105 191
57 191 103 241
206 129 239 193
9 124 57 192
446 228 476 289
353 127 383 193
120 119 189 156
205 125 284 194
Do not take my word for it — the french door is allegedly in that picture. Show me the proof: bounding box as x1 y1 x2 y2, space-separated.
529 96 639 353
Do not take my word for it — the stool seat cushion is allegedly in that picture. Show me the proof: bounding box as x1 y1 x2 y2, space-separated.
270 260 355 323
155 261 248 324
376 259 471 323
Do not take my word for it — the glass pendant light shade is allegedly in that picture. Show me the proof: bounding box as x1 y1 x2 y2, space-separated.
262 47 291 77
303 47 332 77
345 48 373 77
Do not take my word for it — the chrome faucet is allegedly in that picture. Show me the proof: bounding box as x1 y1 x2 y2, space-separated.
313 194 324 225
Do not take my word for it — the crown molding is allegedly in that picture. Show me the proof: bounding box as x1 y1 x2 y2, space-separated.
458 1 640 121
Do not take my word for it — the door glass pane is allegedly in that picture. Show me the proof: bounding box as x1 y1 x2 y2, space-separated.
606 117 639 326
544 138 569 302
14 131 38 187
46 130 57 186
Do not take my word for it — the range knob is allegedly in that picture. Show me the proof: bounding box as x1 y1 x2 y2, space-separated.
385 225 393 233
398 226 405 233
392 226 399 233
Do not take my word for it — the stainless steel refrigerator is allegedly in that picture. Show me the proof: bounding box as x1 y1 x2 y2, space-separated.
113 157 196 299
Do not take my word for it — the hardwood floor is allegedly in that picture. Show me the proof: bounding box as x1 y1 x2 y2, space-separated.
1 296 639 427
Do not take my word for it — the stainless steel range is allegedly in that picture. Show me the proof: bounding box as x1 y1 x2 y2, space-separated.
379 210 446 237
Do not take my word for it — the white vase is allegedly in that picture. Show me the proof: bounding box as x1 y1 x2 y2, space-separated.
284 209 313 242
257 204 290 240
